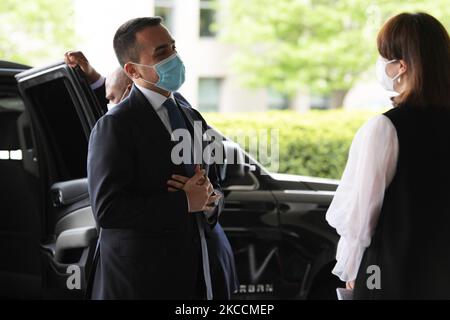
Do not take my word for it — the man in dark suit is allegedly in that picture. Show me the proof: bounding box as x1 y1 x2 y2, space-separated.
86 16 236 299
66 47 238 300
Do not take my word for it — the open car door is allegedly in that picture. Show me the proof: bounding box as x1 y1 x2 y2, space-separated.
15 61 104 299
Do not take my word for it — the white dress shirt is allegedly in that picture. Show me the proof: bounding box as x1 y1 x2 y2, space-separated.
135 83 174 133
90 76 105 90
325 114 399 282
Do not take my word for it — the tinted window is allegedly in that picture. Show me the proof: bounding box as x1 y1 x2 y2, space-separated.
25 78 88 180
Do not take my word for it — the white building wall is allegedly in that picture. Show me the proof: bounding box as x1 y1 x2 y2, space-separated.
74 0 153 76
74 0 390 112
171 0 198 107
173 0 268 112
74 0 270 112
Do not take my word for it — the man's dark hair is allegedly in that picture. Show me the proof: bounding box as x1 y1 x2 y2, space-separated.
113 16 163 67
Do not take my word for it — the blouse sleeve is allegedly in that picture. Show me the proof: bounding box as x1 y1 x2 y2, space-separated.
325 114 399 282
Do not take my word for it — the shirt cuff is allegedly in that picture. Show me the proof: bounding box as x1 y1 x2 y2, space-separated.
205 189 221 215
203 207 216 219
90 76 105 90
332 236 366 282
184 192 190 212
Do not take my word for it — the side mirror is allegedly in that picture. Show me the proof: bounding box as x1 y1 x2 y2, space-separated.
221 140 251 183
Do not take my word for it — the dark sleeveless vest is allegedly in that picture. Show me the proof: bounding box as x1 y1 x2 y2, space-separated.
354 105 450 299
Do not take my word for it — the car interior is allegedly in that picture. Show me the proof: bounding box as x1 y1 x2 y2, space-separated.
0 93 41 298
0 71 96 298
20 74 98 299
24 78 89 181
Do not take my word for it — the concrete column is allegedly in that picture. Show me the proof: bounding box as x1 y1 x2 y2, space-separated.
173 0 200 107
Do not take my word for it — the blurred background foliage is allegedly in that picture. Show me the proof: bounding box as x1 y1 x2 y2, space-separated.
205 110 379 179
221 0 450 102
0 0 76 65
1 0 448 179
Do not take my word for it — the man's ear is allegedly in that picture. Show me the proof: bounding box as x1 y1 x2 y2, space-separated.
123 63 140 80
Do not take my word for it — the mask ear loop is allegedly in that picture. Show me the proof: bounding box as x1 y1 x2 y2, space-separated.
126 62 160 86
391 68 403 84
130 53 176 69
386 59 403 82
140 77 159 86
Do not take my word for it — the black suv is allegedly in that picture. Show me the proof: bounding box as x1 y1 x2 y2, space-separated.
0 60 342 300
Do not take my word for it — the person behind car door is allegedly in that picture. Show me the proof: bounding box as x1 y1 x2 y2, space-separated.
64 51 131 109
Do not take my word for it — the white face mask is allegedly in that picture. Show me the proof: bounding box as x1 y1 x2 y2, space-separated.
376 56 401 92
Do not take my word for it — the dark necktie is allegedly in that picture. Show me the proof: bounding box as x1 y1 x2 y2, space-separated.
162 98 213 300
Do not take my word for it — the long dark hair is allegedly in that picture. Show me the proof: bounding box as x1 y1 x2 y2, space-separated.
377 12 450 110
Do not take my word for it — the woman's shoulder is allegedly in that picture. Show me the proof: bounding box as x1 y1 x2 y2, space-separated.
346 114 399 164
358 113 396 136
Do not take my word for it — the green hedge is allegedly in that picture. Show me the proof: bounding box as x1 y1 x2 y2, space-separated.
204 110 379 179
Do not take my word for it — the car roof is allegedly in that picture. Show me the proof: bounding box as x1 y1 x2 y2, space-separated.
0 61 31 89
0 60 31 70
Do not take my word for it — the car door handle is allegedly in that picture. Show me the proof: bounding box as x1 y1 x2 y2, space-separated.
55 226 97 263
278 203 291 213
225 201 276 211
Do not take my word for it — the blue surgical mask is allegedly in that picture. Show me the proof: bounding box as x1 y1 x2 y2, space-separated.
131 53 185 92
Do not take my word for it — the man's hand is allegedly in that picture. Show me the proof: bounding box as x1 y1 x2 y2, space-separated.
64 50 101 84
167 165 221 212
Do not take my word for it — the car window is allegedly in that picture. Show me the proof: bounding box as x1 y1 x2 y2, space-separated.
0 95 25 111
24 78 88 180
0 94 25 161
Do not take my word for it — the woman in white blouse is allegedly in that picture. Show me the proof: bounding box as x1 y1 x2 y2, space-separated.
326 12 450 299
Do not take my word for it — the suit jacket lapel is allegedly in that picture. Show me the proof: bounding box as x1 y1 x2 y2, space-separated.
175 96 210 173
129 88 208 178
129 85 174 147
174 96 194 127
130 87 197 177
